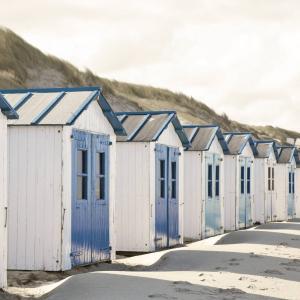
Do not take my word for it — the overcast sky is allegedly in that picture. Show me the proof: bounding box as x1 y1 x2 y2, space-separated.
1 0 300 131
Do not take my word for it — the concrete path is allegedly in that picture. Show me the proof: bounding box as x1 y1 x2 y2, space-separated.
41 221 300 299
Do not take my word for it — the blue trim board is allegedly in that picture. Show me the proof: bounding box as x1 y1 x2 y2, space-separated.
170 115 191 148
67 90 99 125
98 93 127 136
0 86 101 94
0 93 19 119
31 92 66 124
115 110 176 116
153 113 175 141
13 92 33 111
127 114 151 141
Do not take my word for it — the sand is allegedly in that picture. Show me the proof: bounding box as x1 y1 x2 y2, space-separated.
3 221 300 299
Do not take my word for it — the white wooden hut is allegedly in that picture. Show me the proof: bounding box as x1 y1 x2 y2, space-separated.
0 95 18 288
295 150 300 218
0 87 126 271
223 132 257 231
253 141 278 224
275 146 297 221
183 125 229 241
115 111 190 252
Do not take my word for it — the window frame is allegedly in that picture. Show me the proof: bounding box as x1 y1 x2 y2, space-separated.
77 149 88 201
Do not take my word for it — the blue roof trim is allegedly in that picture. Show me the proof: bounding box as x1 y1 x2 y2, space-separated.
224 132 258 156
152 113 175 141
128 114 151 141
0 93 19 119
118 115 127 123
31 92 66 124
277 146 297 164
116 111 190 147
66 90 99 125
183 124 229 154
98 93 127 136
13 92 33 111
0 86 101 94
115 110 176 116
255 140 279 160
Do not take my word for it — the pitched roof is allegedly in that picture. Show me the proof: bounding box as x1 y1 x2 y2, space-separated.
255 140 279 159
0 87 126 135
0 93 18 119
277 146 298 164
115 111 190 147
183 125 229 153
223 132 257 156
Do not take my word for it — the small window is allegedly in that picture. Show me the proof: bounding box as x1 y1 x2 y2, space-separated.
171 162 177 199
268 167 271 191
159 160 165 198
77 150 87 174
241 166 245 194
77 150 88 200
208 164 213 198
289 172 292 194
96 152 105 200
215 165 220 197
77 176 88 200
272 168 275 191
171 162 176 180
247 167 251 194
292 173 295 194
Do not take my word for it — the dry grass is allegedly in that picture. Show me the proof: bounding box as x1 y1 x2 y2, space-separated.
0 27 298 144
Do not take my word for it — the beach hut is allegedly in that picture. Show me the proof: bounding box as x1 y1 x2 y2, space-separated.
0 95 18 288
183 125 229 240
276 146 298 220
295 150 300 218
253 141 278 224
0 86 125 271
115 111 190 252
223 132 257 231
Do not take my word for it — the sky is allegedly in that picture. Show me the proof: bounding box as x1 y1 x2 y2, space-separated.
1 0 300 131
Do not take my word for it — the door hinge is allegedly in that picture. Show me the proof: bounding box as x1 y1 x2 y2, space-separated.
109 141 112 146
154 237 163 241
70 251 82 257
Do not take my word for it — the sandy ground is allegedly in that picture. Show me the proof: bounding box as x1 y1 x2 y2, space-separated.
3 221 300 299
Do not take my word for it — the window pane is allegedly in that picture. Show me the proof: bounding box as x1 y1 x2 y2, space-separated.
247 167 251 181
160 160 165 179
289 172 291 184
215 180 219 197
268 167 271 180
77 176 87 200
272 179 275 191
272 167 274 180
160 179 165 198
96 177 105 200
172 181 176 198
208 181 212 198
171 162 176 180
216 165 220 181
241 179 244 194
247 180 251 194
208 165 212 180
77 150 87 174
100 152 105 175
268 179 271 191
241 166 245 180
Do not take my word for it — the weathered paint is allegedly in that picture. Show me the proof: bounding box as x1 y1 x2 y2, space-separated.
0 112 7 288
224 142 255 231
115 121 184 252
7 99 117 271
184 136 225 241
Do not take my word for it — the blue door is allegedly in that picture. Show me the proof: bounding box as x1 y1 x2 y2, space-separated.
71 129 110 267
155 144 168 249
287 167 295 220
245 158 252 228
204 154 222 238
239 158 246 229
155 144 180 249
168 147 180 246
91 134 110 262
